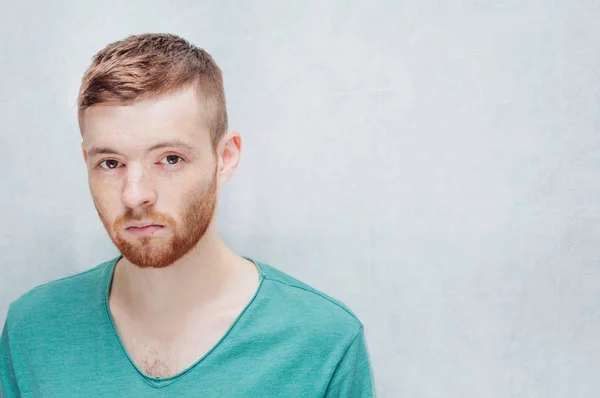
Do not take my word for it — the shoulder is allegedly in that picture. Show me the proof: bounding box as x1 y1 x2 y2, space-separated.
5 257 114 330
255 260 364 337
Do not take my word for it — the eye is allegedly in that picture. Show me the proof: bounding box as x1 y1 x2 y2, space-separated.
160 155 184 166
98 159 122 169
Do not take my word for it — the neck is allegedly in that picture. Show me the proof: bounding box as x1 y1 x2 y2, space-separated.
110 226 255 316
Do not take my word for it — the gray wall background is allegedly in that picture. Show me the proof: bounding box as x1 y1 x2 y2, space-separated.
1 1 599 396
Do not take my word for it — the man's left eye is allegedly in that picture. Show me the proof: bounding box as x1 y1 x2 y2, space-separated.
160 155 183 165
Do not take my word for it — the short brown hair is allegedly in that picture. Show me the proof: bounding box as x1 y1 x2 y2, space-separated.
77 33 227 149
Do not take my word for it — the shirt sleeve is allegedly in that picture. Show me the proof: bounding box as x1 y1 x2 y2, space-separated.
0 314 20 398
324 327 376 398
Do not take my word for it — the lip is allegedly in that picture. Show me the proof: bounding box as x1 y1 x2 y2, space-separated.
126 221 163 229
125 224 164 237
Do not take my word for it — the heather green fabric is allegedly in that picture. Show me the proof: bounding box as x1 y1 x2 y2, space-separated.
1 255 375 397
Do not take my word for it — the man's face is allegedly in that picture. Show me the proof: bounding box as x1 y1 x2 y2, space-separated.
81 87 218 269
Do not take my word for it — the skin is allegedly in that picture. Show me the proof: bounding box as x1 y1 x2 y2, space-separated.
80 85 260 377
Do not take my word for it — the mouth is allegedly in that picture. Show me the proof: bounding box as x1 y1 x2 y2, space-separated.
125 224 164 237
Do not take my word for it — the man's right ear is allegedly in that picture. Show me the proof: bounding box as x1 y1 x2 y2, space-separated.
81 141 88 164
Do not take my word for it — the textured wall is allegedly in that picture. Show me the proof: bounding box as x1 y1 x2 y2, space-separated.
2 1 600 396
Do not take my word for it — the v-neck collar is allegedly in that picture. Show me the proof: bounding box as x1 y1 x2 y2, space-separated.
100 254 266 388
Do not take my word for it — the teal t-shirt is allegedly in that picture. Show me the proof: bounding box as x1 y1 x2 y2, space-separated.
1 255 375 397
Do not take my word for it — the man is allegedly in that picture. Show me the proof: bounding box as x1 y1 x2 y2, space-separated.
0 33 374 397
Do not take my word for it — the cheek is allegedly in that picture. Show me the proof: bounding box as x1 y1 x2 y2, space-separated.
89 182 119 216
167 181 206 218
89 176 105 199
89 173 120 198
159 192 187 220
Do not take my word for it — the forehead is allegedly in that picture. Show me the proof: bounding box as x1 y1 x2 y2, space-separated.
82 86 210 151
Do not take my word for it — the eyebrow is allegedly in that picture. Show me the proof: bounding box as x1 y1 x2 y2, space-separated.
87 140 196 158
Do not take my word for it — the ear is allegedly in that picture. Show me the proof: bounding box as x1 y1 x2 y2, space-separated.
81 141 88 164
217 130 242 187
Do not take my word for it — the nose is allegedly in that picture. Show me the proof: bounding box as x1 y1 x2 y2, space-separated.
121 163 157 209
